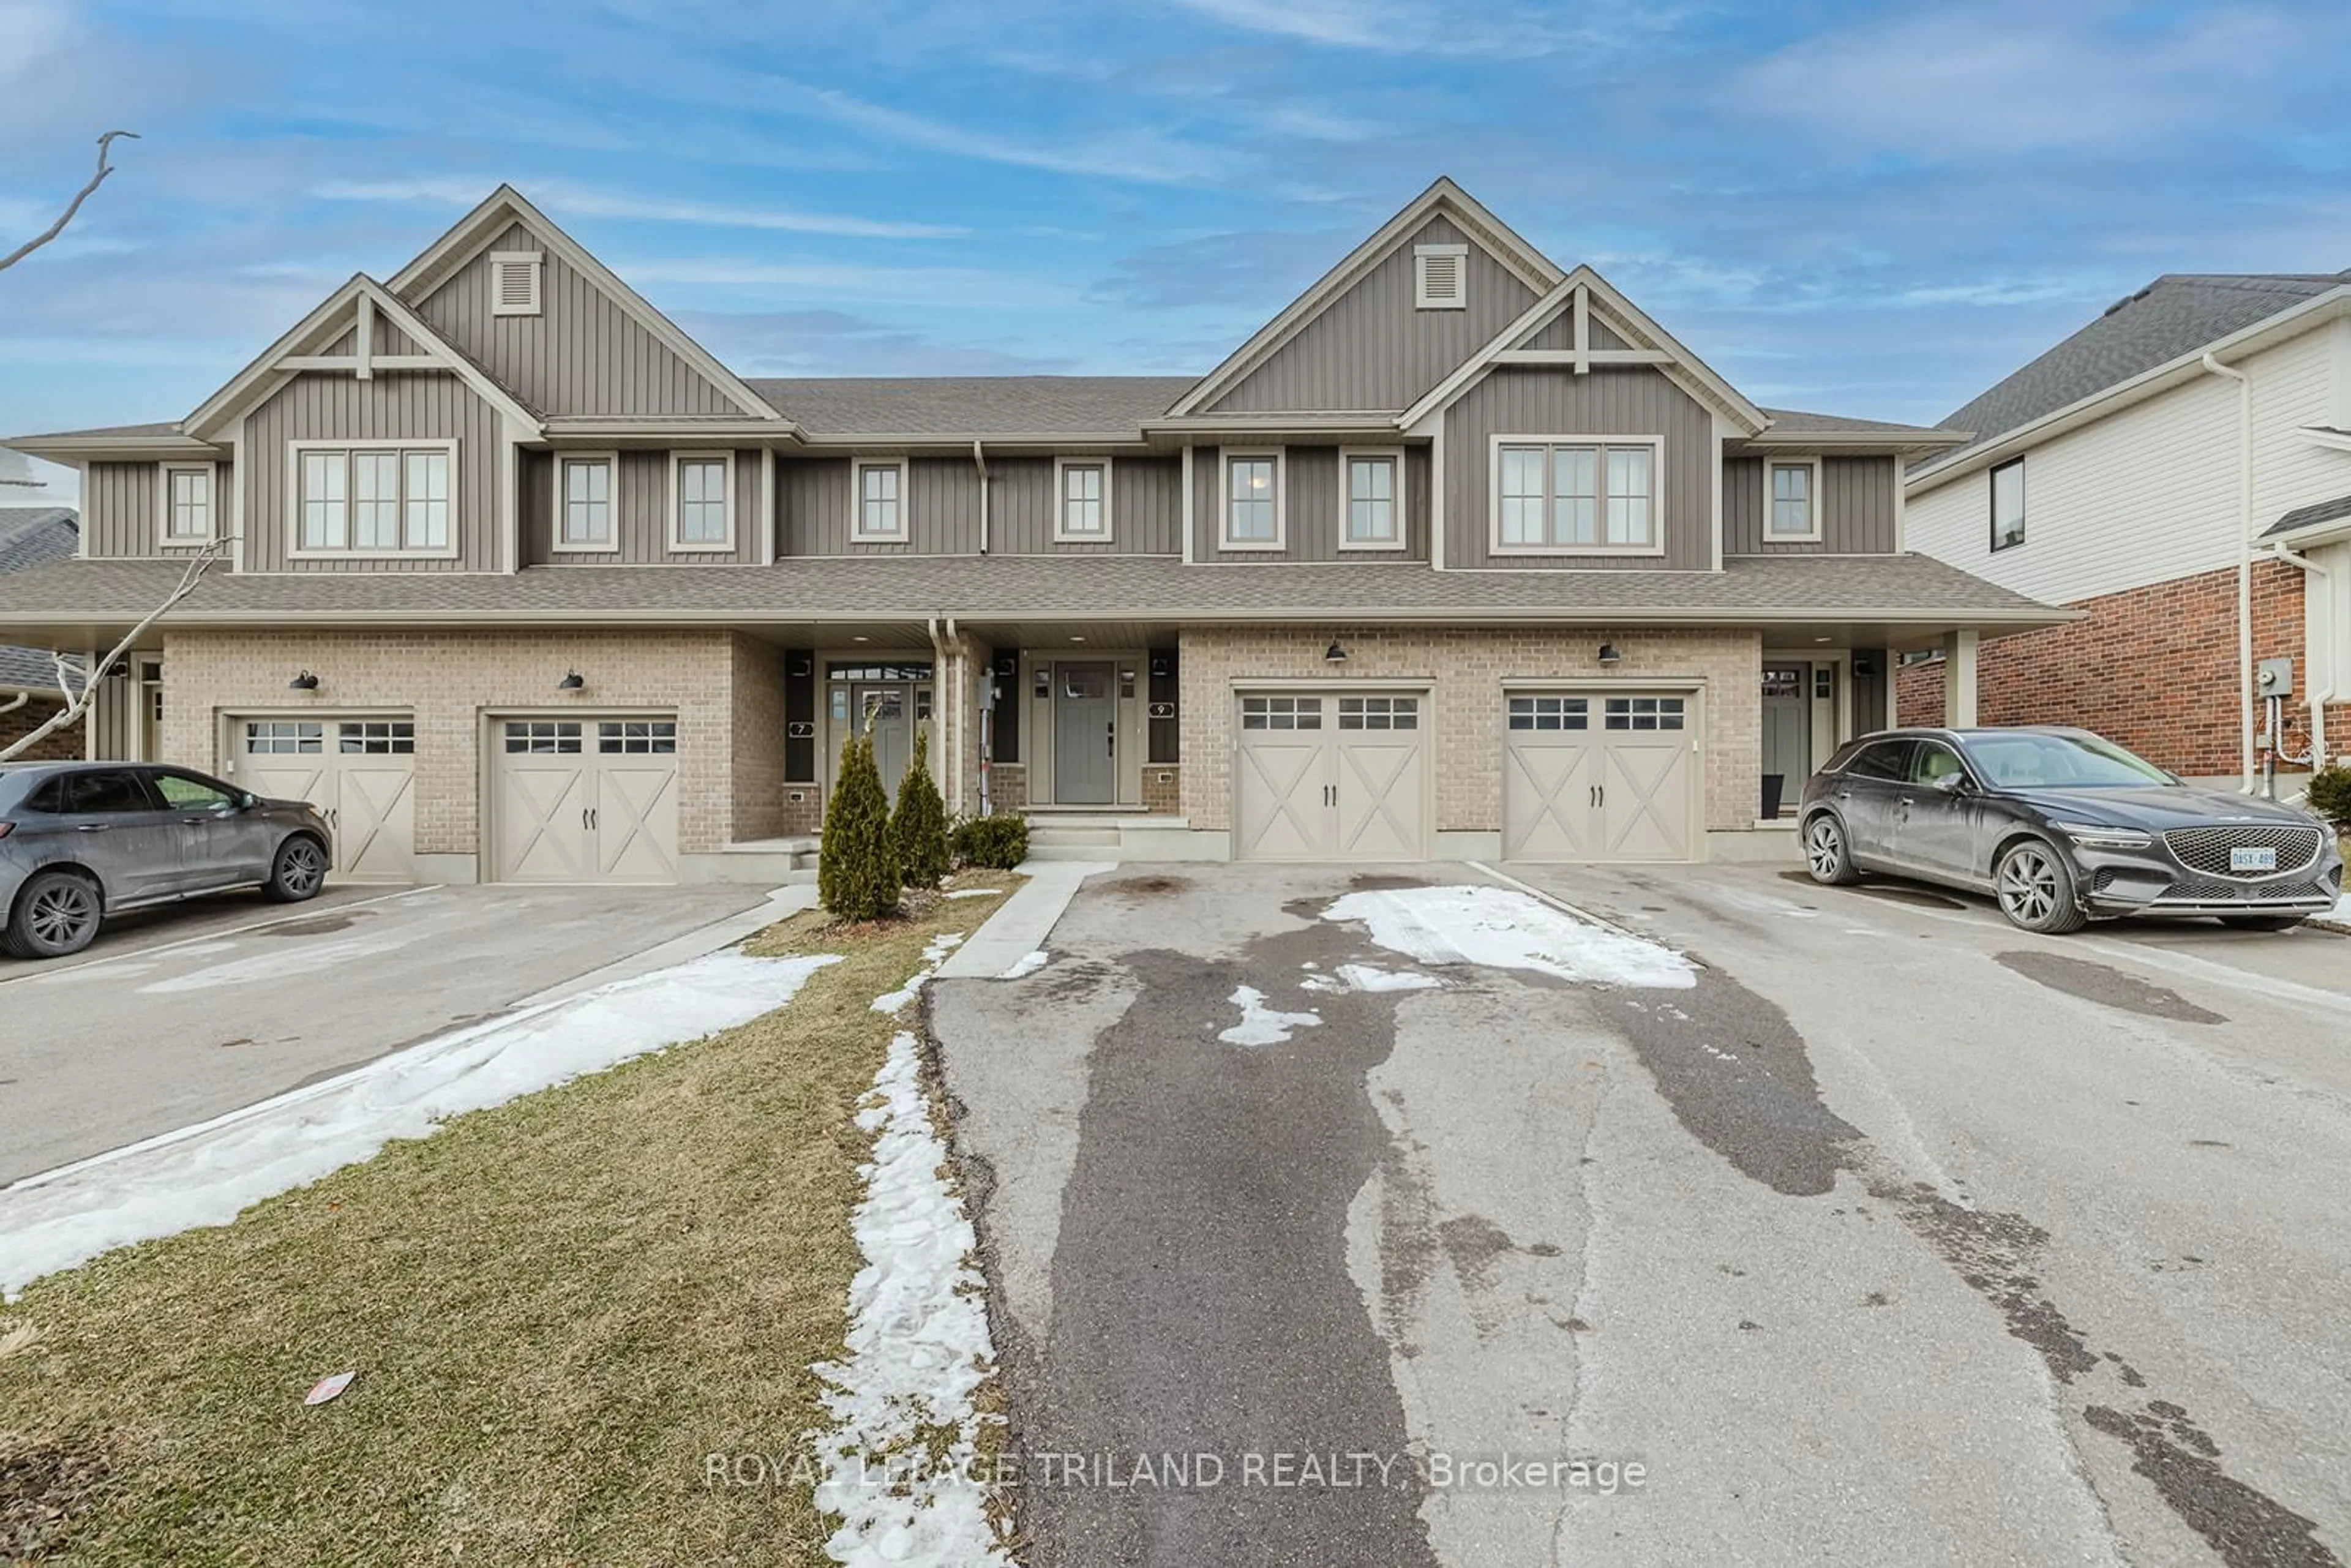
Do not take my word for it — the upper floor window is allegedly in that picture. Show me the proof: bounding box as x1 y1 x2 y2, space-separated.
1767 459 1820 541
1414 243 1468 310
854 458 907 541
1494 438 1657 553
295 443 454 556
1223 450 1283 549
1056 458 1111 541
670 452 733 551
1341 449 1404 549
160 462 214 546
1990 458 2025 552
556 454 615 551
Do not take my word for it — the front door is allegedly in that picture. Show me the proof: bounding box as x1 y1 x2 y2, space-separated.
853 685 915 803
1761 664 1809 814
1054 661 1117 805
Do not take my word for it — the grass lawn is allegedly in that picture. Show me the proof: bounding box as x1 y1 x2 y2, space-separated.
0 874 1016 1567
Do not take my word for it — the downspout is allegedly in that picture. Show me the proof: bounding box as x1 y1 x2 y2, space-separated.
946 614 964 814
2269 542 2334 769
926 614 953 812
973 440 989 555
2202 352 2255 790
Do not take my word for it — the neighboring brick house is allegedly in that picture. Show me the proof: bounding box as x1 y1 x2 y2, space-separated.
0 506 82 762
0 179 2055 885
1902 271 2351 784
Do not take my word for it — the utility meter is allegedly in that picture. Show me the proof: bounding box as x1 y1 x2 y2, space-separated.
2256 658 2294 697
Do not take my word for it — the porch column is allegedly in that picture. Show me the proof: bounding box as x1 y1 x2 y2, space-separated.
1943 630 1979 727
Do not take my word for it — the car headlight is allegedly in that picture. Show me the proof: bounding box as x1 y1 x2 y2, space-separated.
2051 820 2152 849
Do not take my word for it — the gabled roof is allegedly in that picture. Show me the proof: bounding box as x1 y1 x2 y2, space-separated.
1919 270 2351 479
388 186 788 426
184 274 542 440
1165 178 1565 419
748 377 1196 441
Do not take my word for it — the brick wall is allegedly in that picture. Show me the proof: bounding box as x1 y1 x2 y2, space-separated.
1142 763 1182 816
985 761 1027 815
160 628 779 856
0 697 80 762
1894 560 2351 775
1178 626 1762 833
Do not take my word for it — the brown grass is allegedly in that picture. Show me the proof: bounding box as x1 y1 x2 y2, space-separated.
0 872 1018 1566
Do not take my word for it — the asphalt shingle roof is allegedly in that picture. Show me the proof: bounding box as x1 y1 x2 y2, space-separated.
1758 407 1949 437
746 376 1201 437
2264 492 2351 540
1938 271 2351 460
0 507 80 693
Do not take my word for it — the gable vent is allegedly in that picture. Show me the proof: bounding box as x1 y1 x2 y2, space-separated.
490 250 544 318
1414 243 1468 310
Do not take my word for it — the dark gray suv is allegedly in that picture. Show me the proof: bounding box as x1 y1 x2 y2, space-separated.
0 762 332 959
1798 727 2344 934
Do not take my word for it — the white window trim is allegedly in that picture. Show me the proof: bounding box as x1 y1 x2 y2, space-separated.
850 455 911 542
285 440 461 560
550 450 620 554
667 450 737 553
1414 242 1469 311
1487 433 1667 558
1337 446 1408 552
1990 456 2027 553
1763 456 1823 544
156 459 219 549
489 250 544 318
1220 448 1286 552
1052 454 1116 544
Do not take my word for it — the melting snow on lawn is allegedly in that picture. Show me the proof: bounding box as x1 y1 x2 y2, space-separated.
871 933 963 1015
0 950 839 1300
809 1016 1013 1564
1219 986 1323 1047
1322 884 1696 989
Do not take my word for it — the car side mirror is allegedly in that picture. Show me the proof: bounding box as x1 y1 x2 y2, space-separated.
237 792 260 810
1932 773 1970 795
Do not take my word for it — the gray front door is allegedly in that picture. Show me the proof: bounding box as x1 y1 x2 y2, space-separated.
855 685 914 804
1761 664 1809 812
1053 661 1117 805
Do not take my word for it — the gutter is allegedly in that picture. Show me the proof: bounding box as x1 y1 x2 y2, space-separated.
2202 352 2258 792
2268 542 2335 768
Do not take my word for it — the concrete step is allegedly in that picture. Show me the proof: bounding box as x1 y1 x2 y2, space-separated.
1023 842 1126 863
1026 825 1123 847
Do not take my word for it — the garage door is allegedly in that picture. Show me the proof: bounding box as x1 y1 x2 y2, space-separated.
492 718 680 883
1235 692 1427 861
1503 692 1697 862
229 717 417 882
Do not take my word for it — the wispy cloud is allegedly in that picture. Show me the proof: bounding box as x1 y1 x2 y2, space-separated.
1164 0 1668 58
776 81 1237 186
621 257 1074 310
314 178 965 239
676 309 1074 377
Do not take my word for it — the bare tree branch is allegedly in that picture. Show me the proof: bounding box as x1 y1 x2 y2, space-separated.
0 538 231 762
0 130 140 276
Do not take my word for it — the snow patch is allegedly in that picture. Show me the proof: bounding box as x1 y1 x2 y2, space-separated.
998 950 1049 980
0 950 838 1299
809 1025 1013 1564
871 933 964 1015
1299 963 1441 995
1219 986 1322 1048
1322 885 1696 989
944 888 1001 899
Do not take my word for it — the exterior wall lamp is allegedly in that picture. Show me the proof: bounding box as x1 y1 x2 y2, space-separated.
288 670 320 691
1324 639 1348 663
557 670 585 691
1597 643 1622 666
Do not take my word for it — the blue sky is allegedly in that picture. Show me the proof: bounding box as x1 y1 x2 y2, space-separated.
3 0 2349 488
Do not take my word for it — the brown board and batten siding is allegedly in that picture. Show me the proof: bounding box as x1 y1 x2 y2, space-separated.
413 220 738 419
1207 216 1540 415
1442 367 1714 571
1188 445 1433 563
1721 455 1898 555
243 371 501 572
82 460 231 557
520 449 765 565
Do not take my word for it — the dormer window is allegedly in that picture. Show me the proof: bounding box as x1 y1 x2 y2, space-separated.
490 250 543 317
1414 243 1468 310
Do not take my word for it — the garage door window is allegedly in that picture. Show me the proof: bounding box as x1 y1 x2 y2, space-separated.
1241 696 1322 730
504 721 582 754
1604 696 1685 732
599 720 678 755
246 721 323 754
1338 696 1417 730
339 721 414 754
1508 696 1589 732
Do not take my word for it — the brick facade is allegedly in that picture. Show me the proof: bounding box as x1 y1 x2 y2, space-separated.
1894 560 2351 775
159 629 786 858
1178 626 1763 834
984 761 1027 815
1142 762 1182 817
1 697 80 762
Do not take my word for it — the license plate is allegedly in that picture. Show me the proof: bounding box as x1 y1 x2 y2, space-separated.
2230 846 2278 872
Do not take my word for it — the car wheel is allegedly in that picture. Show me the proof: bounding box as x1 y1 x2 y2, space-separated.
4 869 105 959
1802 813 1862 886
1995 839 2088 935
2218 915 2304 932
263 835 329 903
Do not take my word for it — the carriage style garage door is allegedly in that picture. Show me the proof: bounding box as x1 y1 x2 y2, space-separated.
1234 692 1428 861
492 718 681 884
228 716 417 883
1502 691 1699 862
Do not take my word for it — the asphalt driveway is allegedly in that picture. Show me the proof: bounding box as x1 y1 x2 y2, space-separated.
932 862 2351 1567
0 882 772 1182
